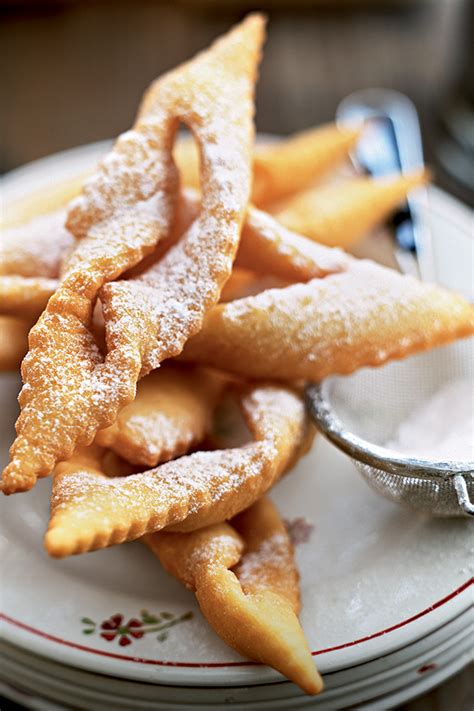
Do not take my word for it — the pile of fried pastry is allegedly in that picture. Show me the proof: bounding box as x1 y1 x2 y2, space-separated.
1 15 473 696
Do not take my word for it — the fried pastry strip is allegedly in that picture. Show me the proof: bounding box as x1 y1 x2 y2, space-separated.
174 123 360 207
273 171 428 249
0 275 58 319
45 384 311 557
0 188 347 312
2 15 264 494
95 363 224 466
251 123 360 206
140 189 350 283
0 120 356 296
144 497 322 695
181 258 474 380
0 209 73 277
172 135 201 192
0 170 425 314
2 174 87 230
236 203 350 281
0 316 30 371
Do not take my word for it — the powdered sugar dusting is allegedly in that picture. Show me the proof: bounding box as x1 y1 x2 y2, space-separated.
240 206 350 280
236 532 289 586
2 17 263 493
47 384 307 553
386 378 474 462
95 365 220 466
53 443 257 539
164 528 243 588
183 258 473 380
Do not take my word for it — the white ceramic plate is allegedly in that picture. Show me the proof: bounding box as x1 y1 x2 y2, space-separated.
1 609 472 710
1 143 473 693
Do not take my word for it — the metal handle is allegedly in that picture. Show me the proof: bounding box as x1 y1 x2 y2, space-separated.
453 474 474 516
336 88 436 283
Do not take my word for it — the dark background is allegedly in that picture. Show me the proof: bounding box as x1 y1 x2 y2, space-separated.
1 0 473 204
1 1 473 709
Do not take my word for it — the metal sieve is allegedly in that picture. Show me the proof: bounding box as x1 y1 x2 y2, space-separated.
305 339 474 517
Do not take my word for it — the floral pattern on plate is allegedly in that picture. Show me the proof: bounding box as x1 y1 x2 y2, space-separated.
81 609 194 647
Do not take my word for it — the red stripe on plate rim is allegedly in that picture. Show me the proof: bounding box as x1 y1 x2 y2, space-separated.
1 578 472 668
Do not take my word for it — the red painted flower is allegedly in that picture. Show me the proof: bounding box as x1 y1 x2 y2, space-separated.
100 614 144 646
127 619 145 639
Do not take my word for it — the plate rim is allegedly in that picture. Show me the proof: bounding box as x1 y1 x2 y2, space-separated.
1 579 472 675
1 592 472 686
1 621 472 709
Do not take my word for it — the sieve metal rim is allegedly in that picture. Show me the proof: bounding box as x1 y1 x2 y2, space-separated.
305 381 474 516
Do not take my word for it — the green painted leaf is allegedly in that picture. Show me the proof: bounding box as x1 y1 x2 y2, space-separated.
181 611 194 621
148 615 160 624
157 632 168 642
83 629 95 635
160 612 173 620
141 609 160 624
81 617 95 626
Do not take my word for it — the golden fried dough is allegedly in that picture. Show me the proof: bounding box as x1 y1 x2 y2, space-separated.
2 15 264 494
0 275 57 319
0 316 30 371
173 124 360 208
0 183 346 316
95 364 224 466
173 135 201 192
145 497 322 695
252 123 360 206
274 171 429 249
0 120 355 278
45 384 311 557
2 175 86 229
0 192 350 320
137 189 350 284
181 258 474 380
236 204 350 281
0 209 74 277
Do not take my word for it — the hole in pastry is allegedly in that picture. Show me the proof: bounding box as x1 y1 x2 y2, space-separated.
173 124 200 192
207 389 251 451
91 299 106 356
123 125 201 280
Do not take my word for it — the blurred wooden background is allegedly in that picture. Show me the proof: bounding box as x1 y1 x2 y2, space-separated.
1 0 473 204
1 2 473 708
